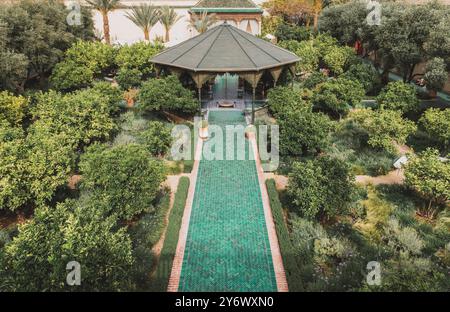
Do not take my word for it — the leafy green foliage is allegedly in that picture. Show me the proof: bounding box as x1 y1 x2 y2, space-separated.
302 71 328 89
420 108 450 151
0 202 133 291
138 76 198 114
278 106 334 156
424 57 448 92
266 86 306 117
404 148 450 207
79 144 166 220
50 41 116 91
50 60 94 91
342 63 381 94
280 40 320 74
287 156 354 220
0 0 94 92
25 125 77 205
139 121 172 157
0 122 29 211
326 120 396 176
31 88 117 147
115 42 163 77
351 109 417 154
313 78 364 118
322 45 355 76
0 91 27 126
275 23 312 42
151 176 189 291
376 81 419 113
320 1 450 83
265 179 303 291
116 68 143 90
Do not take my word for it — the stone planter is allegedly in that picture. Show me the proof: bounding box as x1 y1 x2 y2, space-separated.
199 120 209 140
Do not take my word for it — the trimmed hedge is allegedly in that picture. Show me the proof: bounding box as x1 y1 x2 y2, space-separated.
265 179 304 291
150 176 190 291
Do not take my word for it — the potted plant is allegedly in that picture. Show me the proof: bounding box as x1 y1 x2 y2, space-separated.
199 119 209 139
124 88 139 107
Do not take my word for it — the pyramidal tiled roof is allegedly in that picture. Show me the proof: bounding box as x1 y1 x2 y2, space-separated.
151 23 300 72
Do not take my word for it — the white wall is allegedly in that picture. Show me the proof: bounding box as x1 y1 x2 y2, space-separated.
76 0 266 45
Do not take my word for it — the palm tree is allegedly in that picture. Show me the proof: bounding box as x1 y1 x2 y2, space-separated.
159 6 182 43
86 0 121 44
188 11 218 34
125 4 160 41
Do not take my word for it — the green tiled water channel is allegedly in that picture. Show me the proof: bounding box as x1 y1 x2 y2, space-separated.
178 110 277 292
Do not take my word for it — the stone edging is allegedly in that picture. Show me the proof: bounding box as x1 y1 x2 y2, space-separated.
248 133 289 292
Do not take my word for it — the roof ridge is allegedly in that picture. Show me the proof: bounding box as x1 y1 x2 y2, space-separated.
169 26 221 64
230 26 282 64
195 25 226 69
225 25 258 69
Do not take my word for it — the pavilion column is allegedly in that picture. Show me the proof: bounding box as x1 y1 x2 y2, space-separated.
269 67 283 88
252 87 256 124
240 71 263 124
190 72 215 113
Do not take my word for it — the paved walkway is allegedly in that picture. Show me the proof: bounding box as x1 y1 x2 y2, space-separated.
169 110 285 292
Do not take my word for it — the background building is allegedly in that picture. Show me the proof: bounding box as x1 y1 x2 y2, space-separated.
73 0 265 45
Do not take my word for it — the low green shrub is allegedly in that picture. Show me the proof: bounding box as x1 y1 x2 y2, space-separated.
129 189 170 290
150 176 190 291
265 179 304 291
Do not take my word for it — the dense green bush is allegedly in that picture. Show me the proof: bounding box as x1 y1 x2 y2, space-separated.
302 71 328 90
424 57 448 93
287 156 354 221
351 108 417 154
275 23 312 42
25 126 77 205
79 144 166 221
376 81 419 113
322 45 355 76
0 122 29 211
313 78 365 118
50 60 94 91
115 42 163 78
0 202 134 291
419 108 450 152
31 89 117 147
278 107 334 156
326 120 396 176
129 190 170 290
50 41 116 91
266 86 306 117
279 40 320 74
138 76 198 114
116 68 143 90
265 179 304 291
139 121 173 157
0 92 28 126
342 63 381 94
404 148 450 208
151 176 190 291
0 0 94 93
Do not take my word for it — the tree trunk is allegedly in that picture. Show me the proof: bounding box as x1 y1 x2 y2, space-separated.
144 28 150 41
313 12 319 32
407 64 417 83
165 27 170 42
381 68 391 85
102 11 111 45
